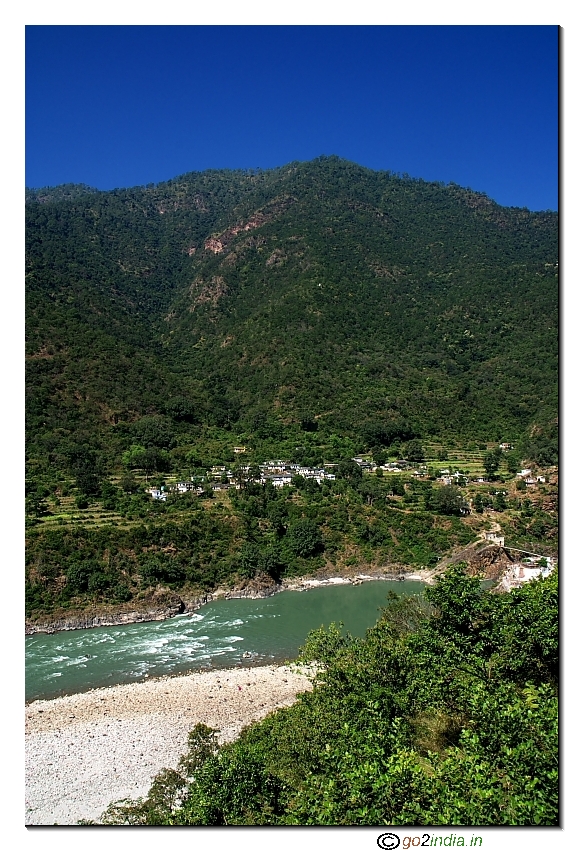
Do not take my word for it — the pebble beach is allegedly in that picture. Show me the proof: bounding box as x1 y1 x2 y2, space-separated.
25 664 312 825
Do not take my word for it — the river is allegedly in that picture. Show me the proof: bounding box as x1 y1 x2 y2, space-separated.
26 580 424 702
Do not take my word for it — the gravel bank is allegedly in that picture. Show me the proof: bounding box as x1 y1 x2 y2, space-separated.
25 664 312 825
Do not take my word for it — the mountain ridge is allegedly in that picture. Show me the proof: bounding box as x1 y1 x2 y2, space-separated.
26 156 558 479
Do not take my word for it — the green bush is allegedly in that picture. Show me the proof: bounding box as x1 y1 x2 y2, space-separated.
286 519 324 558
125 568 558 827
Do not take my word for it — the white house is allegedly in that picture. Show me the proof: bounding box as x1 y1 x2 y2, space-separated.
511 561 552 583
482 531 505 547
147 488 167 501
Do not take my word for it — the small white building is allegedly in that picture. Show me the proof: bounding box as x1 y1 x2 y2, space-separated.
270 475 293 488
174 481 197 493
511 561 552 583
352 457 372 469
147 488 167 501
482 531 505 547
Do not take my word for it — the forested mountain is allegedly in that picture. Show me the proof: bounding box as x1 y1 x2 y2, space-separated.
26 156 558 480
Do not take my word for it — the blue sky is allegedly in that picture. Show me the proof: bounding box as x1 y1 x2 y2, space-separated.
26 25 558 210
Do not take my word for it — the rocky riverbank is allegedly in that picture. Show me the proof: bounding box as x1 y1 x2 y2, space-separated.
24 580 278 635
25 663 313 825
26 565 432 635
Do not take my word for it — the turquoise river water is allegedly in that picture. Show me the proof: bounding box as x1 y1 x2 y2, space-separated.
25 580 425 703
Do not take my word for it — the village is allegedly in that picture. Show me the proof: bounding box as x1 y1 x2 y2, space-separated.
144 448 556 593
145 455 462 500
146 443 548 502
146 459 338 501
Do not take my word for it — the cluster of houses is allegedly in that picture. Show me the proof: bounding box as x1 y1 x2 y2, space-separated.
147 461 338 501
147 456 440 501
235 461 338 488
145 451 551 504
516 469 546 486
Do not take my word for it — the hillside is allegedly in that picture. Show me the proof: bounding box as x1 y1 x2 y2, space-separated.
26 158 559 827
26 156 558 482
25 157 558 622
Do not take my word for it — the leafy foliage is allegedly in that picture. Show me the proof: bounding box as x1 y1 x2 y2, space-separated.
105 568 557 826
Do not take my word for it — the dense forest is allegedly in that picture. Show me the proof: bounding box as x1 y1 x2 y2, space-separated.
99 567 558 826
26 156 557 478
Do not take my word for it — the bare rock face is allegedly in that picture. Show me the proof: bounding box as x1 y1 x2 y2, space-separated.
464 545 515 580
25 580 284 635
224 573 281 600
25 589 186 635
